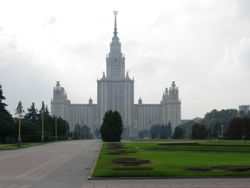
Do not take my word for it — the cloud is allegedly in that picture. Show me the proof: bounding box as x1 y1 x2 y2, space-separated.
43 16 57 26
0 0 250 119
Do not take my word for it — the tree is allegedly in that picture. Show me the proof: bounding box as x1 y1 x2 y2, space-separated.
173 127 184 139
227 117 250 140
24 102 39 122
0 85 10 115
179 120 196 138
150 124 172 139
191 123 208 139
0 113 15 143
138 129 150 139
15 101 25 146
201 109 238 138
44 105 50 118
100 110 123 142
0 85 15 143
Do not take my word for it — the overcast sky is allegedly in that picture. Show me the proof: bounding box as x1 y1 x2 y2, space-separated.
0 0 250 119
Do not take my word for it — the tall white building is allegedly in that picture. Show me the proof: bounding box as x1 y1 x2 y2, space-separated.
51 12 181 137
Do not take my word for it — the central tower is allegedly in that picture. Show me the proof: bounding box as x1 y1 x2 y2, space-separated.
106 11 125 80
97 11 134 137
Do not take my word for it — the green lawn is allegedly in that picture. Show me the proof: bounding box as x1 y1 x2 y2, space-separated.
0 143 43 150
137 143 250 153
128 139 250 143
92 141 250 178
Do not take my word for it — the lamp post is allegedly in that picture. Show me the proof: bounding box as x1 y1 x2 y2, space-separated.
15 101 24 147
41 101 45 143
17 115 22 146
221 124 224 140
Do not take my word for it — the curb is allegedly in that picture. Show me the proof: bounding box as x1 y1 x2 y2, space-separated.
88 176 250 180
88 142 103 179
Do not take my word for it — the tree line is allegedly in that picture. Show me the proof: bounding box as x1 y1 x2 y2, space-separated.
138 123 172 139
137 108 250 140
177 109 250 139
0 85 69 144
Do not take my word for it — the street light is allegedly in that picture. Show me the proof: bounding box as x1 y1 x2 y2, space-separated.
221 124 224 140
41 101 45 143
15 101 24 147
17 116 22 146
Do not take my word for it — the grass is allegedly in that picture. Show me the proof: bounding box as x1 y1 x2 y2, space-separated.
137 143 250 153
128 138 205 142
128 138 250 143
0 143 43 150
92 141 250 178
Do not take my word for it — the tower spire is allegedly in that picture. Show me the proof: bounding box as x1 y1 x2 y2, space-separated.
113 11 118 37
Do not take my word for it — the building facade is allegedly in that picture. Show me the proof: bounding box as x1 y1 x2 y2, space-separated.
51 12 181 137
239 105 250 115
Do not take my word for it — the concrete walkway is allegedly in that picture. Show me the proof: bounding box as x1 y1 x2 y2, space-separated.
0 140 250 188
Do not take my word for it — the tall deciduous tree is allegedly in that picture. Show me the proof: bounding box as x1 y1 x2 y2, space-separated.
100 110 123 142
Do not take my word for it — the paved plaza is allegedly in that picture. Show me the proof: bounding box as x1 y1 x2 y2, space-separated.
0 140 250 188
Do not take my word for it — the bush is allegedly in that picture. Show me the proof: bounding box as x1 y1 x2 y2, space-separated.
100 110 123 142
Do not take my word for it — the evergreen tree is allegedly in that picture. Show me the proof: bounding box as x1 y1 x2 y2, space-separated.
173 127 184 139
150 123 172 139
138 129 150 138
44 105 50 118
24 102 39 122
0 85 15 143
100 110 123 142
0 85 10 115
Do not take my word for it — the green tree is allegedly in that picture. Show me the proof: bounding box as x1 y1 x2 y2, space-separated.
227 117 250 140
201 109 238 138
0 85 15 143
0 85 10 115
179 120 196 138
173 127 184 139
100 110 123 142
0 113 15 143
15 101 25 146
150 124 172 139
24 102 39 122
191 123 208 139
138 129 150 139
